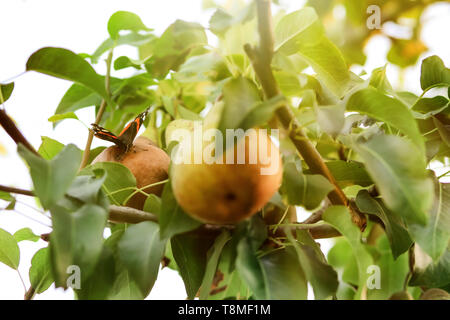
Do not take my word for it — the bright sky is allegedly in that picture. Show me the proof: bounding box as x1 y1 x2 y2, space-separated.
0 0 449 300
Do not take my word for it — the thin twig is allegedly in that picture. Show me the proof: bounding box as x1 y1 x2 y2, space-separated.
79 48 114 170
0 185 34 197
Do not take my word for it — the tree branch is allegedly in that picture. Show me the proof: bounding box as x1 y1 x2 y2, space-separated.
0 184 34 197
24 287 35 300
79 48 114 170
0 109 39 156
245 0 366 230
4 185 339 239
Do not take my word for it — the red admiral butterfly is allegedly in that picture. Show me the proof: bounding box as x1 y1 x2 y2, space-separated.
91 108 150 153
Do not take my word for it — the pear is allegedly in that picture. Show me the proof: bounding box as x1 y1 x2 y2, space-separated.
93 136 170 210
171 129 282 224
420 288 450 300
388 291 414 300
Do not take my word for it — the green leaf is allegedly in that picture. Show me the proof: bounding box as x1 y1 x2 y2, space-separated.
13 228 40 243
92 33 155 64
258 247 308 299
274 7 324 55
323 206 373 298
327 238 359 289
29 247 54 294
67 170 107 204
159 182 202 239
235 236 266 299
296 36 351 97
356 190 413 259
433 116 450 148
0 228 20 270
236 234 307 300
420 55 450 91
273 71 302 97
280 159 334 210
161 96 202 121
209 9 233 36
50 203 108 288
412 96 449 118
353 134 434 226
145 20 207 79
367 235 409 300
55 83 103 115
315 103 345 137
347 86 425 152
103 227 144 300
37 136 65 160
18 144 82 209
410 183 450 261
107 11 150 40
143 194 161 215
323 160 372 188
239 95 286 130
209 4 255 37
47 112 79 124
369 66 393 94
80 162 136 206
175 52 228 83
75 246 115 300
171 230 217 299
118 221 167 296
286 229 338 299
208 227 251 300
217 77 261 132
0 191 14 202
26 47 109 102
199 230 231 299
410 248 450 288
0 82 14 103
113 56 142 70
208 270 248 300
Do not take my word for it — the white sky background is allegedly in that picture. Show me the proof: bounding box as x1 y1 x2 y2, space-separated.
0 0 449 300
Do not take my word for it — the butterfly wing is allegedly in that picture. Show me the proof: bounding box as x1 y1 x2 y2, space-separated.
91 107 150 153
91 124 127 150
117 108 149 151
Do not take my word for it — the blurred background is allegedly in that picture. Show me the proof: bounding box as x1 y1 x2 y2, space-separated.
0 0 449 299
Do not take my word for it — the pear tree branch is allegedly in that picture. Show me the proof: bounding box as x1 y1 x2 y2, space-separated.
2 185 339 239
244 0 366 229
0 109 39 156
79 48 114 170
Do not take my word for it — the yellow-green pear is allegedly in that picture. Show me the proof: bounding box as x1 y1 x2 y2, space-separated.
171 129 282 224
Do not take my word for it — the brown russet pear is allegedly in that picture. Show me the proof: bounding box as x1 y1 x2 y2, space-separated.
93 136 170 210
171 129 282 224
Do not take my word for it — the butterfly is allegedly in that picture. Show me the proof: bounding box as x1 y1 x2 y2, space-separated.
91 108 150 153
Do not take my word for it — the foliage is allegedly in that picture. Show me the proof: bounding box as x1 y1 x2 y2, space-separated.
0 0 449 300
